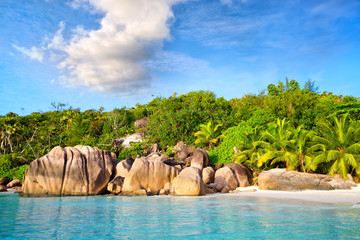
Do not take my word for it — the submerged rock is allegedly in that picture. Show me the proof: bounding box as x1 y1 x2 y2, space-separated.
258 169 357 191
171 167 205 196
22 146 114 197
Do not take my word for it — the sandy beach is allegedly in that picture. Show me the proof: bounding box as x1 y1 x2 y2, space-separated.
232 185 360 204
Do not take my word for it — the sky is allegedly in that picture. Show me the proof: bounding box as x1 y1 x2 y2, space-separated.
1 0 360 115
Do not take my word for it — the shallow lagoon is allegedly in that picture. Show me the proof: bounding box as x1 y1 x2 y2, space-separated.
1 192 359 239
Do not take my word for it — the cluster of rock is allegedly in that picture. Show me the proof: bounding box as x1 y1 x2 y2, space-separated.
10 121 358 197
258 168 357 191
20 140 253 197
0 177 22 192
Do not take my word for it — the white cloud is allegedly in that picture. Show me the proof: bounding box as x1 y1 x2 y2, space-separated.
12 44 44 62
52 0 183 94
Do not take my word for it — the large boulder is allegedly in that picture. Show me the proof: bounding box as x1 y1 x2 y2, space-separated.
214 167 238 193
120 158 178 195
190 149 210 171
22 146 114 197
202 167 215 184
225 163 252 187
6 179 21 188
258 169 357 191
0 177 8 185
171 167 205 196
114 158 133 178
134 118 150 129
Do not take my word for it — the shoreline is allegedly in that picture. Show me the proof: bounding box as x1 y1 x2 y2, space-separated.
227 184 360 204
3 185 360 205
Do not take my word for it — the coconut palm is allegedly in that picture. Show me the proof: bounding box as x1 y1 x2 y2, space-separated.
258 118 297 170
309 114 360 179
194 121 225 149
234 126 270 171
287 126 315 172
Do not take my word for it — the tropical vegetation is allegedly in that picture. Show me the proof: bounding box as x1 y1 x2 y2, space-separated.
1 79 360 182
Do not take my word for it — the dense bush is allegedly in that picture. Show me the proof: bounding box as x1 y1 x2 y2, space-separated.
146 91 233 146
208 123 251 165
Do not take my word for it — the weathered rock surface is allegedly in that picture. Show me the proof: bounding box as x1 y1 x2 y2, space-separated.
171 167 205 196
214 163 223 171
0 177 8 186
114 158 133 178
120 158 178 195
6 179 21 188
134 118 150 129
202 167 215 184
215 167 238 192
174 141 194 162
119 132 144 148
0 185 7 192
258 169 357 191
190 149 209 171
146 143 160 155
107 176 125 194
225 163 252 187
213 163 253 193
22 146 114 197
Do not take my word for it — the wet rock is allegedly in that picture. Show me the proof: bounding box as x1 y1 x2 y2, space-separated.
258 169 357 191
171 167 205 196
22 146 114 197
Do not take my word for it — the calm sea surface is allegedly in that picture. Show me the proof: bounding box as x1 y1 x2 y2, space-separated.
0 192 359 239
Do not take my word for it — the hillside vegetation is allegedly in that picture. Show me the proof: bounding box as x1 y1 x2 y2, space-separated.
2 79 360 182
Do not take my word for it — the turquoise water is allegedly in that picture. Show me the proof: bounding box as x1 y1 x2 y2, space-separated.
0 192 359 239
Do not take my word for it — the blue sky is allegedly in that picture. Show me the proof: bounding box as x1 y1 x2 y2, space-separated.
1 0 360 115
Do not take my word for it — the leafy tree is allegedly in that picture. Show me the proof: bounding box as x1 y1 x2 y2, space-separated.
194 121 225 149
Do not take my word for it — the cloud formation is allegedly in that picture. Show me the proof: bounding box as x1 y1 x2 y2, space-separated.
12 44 44 62
55 0 181 94
13 0 181 94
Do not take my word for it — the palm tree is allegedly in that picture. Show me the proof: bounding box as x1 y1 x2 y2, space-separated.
258 118 296 170
194 121 225 149
309 114 360 179
288 126 315 172
234 126 270 172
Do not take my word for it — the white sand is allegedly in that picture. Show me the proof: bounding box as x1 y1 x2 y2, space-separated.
232 184 360 204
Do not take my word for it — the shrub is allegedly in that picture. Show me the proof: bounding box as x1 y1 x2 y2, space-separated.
208 122 251 165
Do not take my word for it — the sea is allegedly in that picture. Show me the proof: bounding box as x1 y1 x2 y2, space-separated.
0 192 359 239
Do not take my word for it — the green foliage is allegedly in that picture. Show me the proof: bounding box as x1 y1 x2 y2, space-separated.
208 123 251 165
117 142 146 161
310 114 360 178
147 91 233 146
194 121 225 149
